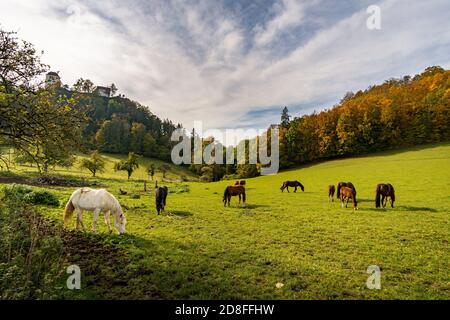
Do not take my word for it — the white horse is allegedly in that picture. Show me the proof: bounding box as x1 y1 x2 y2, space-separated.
64 188 126 234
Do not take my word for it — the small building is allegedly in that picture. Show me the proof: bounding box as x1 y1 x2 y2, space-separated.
95 86 111 98
45 71 61 87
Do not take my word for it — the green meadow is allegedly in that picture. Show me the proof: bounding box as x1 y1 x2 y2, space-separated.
1 143 449 299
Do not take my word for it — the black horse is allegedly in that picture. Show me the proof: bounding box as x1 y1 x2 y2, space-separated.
336 182 357 199
375 183 395 208
155 182 168 214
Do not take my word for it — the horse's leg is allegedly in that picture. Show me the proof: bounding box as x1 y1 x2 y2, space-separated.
294 186 297 193
382 195 387 208
92 208 101 233
287 186 290 193
76 209 85 231
75 208 80 230
346 197 349 208
341 197 345 208
104 210 112 234
238 194 241 205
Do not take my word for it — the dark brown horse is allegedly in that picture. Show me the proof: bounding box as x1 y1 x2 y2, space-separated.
336 182 357 199
328 185 336 202
223 185 246 207
375 183 395 208
280 181 304 193
155 182 168 215
340 186 358 210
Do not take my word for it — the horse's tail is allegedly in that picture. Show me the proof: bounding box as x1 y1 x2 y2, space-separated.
352 188 358 209
223 186 229 202
242 188 246 203
336 183 341 199
375 184 381 208
64 198 75 225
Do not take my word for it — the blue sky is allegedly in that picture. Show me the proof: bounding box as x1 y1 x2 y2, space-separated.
1 0 449 135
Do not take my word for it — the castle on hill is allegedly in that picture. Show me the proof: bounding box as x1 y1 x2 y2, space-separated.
45 71 111 97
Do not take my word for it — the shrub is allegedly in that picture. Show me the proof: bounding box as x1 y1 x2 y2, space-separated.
199 175 212 182
23 190 60 207
3 184 33 199
3 184 59 206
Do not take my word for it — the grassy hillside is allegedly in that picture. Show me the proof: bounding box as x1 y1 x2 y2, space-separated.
1 143 449 299
5 153 197 182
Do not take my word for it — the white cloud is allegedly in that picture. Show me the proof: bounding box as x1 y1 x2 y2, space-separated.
254 0 309 47
0 0 449 136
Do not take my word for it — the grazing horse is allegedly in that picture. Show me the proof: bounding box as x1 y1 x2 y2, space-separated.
375 183 395 208
155 181 168 214
280 181 304 193
64 188 126 234
336 182 357 199
340 186 358 210
328 185 336 202
223 185 246 207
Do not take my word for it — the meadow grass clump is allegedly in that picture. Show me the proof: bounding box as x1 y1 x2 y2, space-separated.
23 190 60 207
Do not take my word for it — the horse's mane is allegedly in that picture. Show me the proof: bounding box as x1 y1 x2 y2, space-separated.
107 191 124 219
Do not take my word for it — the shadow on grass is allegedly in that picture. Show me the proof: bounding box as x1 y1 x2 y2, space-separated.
167 210 193 218
395 205 438 213
68 230 273 299
362 206 438 213
229 203 269 209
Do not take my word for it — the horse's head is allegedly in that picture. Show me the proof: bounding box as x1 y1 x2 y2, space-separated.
114 207 127 234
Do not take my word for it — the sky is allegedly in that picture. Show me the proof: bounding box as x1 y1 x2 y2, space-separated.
1 0 449 138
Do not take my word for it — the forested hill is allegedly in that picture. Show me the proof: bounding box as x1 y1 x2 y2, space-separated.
63 88 181 162
278 66 450 169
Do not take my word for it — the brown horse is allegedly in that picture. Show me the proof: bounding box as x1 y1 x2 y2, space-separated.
340 186 358 210
280 181 304 193
328 185 336 202
336 182 357 199
223 185 246 207
375 183 395 208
